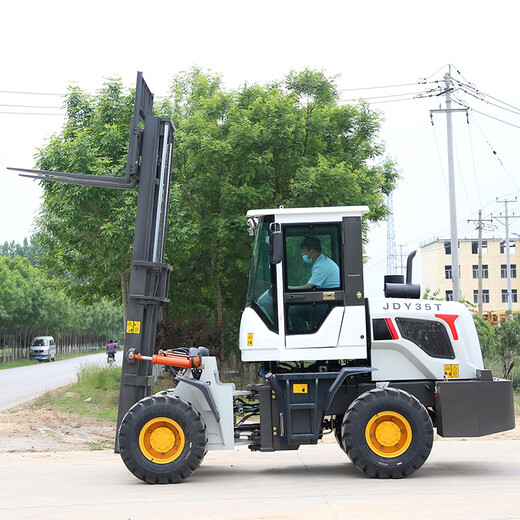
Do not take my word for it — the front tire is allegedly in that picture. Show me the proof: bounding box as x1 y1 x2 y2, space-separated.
342 388 433 479
118 395 207 484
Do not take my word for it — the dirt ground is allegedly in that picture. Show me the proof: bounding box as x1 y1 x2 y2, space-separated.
0 399 116 453
0 397 518 453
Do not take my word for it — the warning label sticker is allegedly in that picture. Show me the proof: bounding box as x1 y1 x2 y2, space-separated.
293 383 308 394
444 364 459 378
126 320 141 334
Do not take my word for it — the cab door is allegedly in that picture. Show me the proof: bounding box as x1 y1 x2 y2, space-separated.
283 218 366 352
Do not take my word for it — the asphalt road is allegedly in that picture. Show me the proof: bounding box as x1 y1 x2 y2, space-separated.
0 352 110 411
1 441 519 519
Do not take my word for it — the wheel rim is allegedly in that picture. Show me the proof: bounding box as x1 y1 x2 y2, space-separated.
138 417 185 464
365 410 412 458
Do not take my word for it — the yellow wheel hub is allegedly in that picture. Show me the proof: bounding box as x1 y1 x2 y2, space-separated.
365 411 412 458
139 417 185 464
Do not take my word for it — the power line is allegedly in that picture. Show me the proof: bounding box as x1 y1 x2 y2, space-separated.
466 119 483 209
338 82 421 92
0 103 63 110
452 129 475 216
469 107 520 130
429 122 449 195
339 90 426 102
462 89 520 117
0 111 64 116
452 79 520 114
469 112 520 191
0 89 64 96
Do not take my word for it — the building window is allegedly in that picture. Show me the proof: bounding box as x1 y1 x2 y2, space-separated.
474 290 490 304
501 264 517 278
445 265 452 279
500 240 516 254
502 289 518 303
472 265 488 279
446 290 453 301
472 240 488 254
444 241 451 255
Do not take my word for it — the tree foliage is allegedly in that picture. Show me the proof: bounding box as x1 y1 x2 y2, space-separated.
494 314 520 379
34 68 399 356
35 78 137 302
0 237 42 267
0 254 122 341
166 68 397 354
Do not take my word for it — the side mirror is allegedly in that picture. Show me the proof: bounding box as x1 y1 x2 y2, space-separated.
269 223 283 264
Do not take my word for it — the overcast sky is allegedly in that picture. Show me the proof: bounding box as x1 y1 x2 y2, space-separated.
1 0 519 297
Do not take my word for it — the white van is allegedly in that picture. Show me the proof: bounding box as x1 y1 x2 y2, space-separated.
29 336 57 362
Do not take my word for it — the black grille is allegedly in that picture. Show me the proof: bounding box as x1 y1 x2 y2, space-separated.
395 318 455 359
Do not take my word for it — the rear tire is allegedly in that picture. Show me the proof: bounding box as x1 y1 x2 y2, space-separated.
342 388 433 479
118 395 207 484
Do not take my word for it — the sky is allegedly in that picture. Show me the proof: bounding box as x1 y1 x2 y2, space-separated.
1 0 520 297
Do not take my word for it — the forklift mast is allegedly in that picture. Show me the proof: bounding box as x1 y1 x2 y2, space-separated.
9 73 175 449
114 77 175 441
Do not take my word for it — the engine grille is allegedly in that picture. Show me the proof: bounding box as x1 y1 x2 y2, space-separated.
395 318 455 359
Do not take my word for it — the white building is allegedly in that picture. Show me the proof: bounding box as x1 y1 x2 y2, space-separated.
421 238 519 313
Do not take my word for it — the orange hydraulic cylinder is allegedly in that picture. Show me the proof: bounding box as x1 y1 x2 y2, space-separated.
133 353 201 368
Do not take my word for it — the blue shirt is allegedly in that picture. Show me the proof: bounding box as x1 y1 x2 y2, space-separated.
308 254 340 288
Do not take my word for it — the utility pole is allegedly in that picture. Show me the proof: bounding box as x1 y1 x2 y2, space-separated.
494 198 519 318
468 210 493 317
430 66 468 301
445 68 461 301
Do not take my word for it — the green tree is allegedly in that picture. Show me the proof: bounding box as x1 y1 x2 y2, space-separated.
34 78 136 304
494 314 520 379
0 236 42 267
0 253 123 347
34 69 399 358
473 315 496 361
168 67 398 358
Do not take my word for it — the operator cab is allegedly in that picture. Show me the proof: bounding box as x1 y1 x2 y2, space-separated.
240 206 369 362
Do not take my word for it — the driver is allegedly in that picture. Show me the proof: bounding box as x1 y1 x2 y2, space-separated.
289 236 339 290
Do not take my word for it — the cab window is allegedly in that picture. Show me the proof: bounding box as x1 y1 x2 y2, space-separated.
284 224 342 291
283 224 343 335
246 219 278 332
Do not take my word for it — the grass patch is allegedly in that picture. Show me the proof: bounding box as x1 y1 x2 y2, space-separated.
35 365 175 423
514 389 520 415
0 359 40 369
0 349 104 370
37 363 122 422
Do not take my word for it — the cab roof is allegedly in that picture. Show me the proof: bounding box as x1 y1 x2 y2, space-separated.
247 206 369 224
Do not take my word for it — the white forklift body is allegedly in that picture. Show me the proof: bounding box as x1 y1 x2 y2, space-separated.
118 205 515 484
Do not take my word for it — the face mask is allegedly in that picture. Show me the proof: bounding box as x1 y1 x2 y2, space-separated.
302 255 312 264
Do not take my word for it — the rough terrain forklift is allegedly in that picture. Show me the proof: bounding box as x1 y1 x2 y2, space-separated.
11 73 514 484
117 205 514 483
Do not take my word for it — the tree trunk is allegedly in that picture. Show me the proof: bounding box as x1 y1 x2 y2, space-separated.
502 358 515 379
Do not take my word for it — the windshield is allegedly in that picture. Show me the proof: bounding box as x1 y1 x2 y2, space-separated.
31 339 47 346
246 218 278 332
